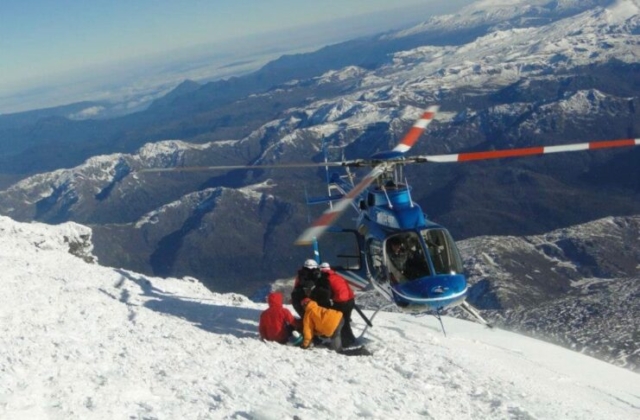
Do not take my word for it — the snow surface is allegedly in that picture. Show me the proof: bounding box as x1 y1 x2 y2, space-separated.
1 215 639 420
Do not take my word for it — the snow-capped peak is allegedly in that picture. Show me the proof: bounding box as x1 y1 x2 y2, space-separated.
316 66 368 85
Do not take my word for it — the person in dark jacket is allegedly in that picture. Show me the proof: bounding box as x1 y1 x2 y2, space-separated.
320 262 357 347
259 292 300 344
310 266 333 309
291 259 332 316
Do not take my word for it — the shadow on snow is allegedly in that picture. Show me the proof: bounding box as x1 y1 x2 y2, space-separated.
113 269 262 339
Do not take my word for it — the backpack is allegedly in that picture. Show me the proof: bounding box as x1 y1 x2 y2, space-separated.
296 268 317 296
310 270 333 308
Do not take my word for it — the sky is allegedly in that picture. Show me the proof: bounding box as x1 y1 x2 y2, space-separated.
0 0 476 114
1 214 639 419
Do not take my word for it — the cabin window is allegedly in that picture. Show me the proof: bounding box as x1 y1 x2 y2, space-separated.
420 228 463 275
384 233 431 283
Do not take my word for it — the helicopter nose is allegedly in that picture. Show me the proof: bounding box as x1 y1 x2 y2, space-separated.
393 274 468 309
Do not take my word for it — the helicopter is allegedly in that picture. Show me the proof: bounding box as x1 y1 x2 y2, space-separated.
141 106 639 330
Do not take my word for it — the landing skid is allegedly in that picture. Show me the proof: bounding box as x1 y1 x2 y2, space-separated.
434 308 447 337
355 303 394 340
460 300 493 329
353 300 492 343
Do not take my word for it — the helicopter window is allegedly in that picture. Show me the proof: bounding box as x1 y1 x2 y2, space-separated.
385 233 431 283
421 229 464 275
367 193 376 207
384 180 398 190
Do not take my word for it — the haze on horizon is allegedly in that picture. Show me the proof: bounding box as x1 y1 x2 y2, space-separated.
0 0 475 115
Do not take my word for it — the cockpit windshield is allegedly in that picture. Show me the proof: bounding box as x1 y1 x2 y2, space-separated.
420 228 464 275
383 229 464 283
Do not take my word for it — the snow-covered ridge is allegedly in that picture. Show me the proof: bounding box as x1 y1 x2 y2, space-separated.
0 99 401 217
316 66 368 85
4 142 177 196
0 215 95 263
459 215 640 310
133 188 221 228
249 100 412 164
550 89 612 115
134 182 275 228
136 139 235 166
0 139 242 214
460 215 640 277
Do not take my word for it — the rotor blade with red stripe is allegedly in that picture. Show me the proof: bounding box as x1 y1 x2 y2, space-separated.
392 106 439 154
295 163 390 245
411 138 640 164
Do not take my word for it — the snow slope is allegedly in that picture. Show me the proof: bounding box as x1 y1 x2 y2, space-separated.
1 215 639 420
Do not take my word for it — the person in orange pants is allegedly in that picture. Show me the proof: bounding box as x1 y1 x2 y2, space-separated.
300 298 344 352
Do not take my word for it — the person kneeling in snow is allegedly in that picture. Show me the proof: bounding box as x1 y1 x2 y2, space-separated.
320 262 357 348
300 297 344 352
259 292 301 345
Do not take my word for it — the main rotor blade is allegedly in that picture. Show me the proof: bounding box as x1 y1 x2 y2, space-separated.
137 161 350 173
295 163 390 245
392 106 439 154
410 138 640 164
137 106 441 174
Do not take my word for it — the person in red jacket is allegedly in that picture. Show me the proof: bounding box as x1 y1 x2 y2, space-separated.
259 292 301 344
320 262 357 347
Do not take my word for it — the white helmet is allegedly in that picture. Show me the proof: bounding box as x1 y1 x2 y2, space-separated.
303 259 318 269
320 262 330 271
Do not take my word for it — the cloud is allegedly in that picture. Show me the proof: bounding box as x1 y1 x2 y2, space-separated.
68 106 106 120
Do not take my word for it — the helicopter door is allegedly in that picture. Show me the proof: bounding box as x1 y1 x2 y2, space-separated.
316 230 362 270
420 228 464 275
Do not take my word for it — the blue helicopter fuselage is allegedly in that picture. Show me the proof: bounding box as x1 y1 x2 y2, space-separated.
362 184 425 230
353 184 468 311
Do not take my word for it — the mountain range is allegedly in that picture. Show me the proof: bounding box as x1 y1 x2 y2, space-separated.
0 0 637 294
